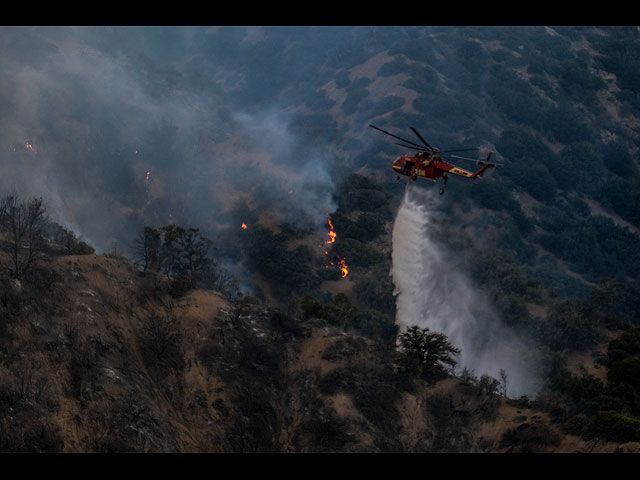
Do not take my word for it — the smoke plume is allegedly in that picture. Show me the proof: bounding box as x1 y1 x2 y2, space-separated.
391 186 540 397
0 28 337 254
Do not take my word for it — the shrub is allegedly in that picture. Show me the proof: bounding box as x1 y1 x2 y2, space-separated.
318 363 412 445
297 415 353 453
606 327 640 414
332 238 384 267
537 299 604 351
352 309 398 341
500 421 561 452
585 411 640 443
0 419 64 453
321 337 367 362
427 392 473 452
137 313 185 392
169 274 194 298
563 414 589 436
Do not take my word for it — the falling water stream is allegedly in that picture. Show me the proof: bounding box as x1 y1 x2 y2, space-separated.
391 186 540 397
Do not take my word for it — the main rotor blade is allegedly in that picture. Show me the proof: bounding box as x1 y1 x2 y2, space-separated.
394 142 430 152
369 124 427 150
447 154 482 162
440 148 481 153
410 127 433 150
443 153 503 166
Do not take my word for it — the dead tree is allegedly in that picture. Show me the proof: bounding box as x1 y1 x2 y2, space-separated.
0 195 47 279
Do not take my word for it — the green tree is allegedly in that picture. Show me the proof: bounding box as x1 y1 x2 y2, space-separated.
601 141 635 177
397 326 460 382
607 326 640 415
537 298 604 351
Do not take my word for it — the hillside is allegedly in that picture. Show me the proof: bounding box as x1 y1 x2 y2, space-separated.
2 26 640 453
0 245 637 453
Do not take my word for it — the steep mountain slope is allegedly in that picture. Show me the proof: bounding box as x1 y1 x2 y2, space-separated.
2 26 640 453
0 246 638 452
2 27 639 296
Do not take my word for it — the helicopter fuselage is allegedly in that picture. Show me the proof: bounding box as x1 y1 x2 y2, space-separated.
392 152 487 181
370 124 496 194
393 155 441 181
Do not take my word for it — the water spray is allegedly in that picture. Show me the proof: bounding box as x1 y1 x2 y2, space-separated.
391 187 539 397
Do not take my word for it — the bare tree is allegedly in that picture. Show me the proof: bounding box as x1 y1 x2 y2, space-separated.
135 226 161 273
499 368 509 397
177 227 213 277
209 264 239 296
0 195 47 279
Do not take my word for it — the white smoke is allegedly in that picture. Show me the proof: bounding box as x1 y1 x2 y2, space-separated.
231 108 337 228
391 186 540 397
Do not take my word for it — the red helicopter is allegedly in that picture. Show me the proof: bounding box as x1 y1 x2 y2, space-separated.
369 124 496 194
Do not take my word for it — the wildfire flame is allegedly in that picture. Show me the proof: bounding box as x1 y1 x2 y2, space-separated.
339 258 349 278
145 170 150 185
322 215 349 278
241 223 247 229
326 216 336 244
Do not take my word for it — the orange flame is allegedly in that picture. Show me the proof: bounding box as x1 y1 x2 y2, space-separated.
145 171 150 184
339 258 349 278
326 216 336 244
241 223 247 229
323 215 348 279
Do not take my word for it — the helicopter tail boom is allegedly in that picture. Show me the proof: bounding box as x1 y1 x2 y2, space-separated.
470 151 495 179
